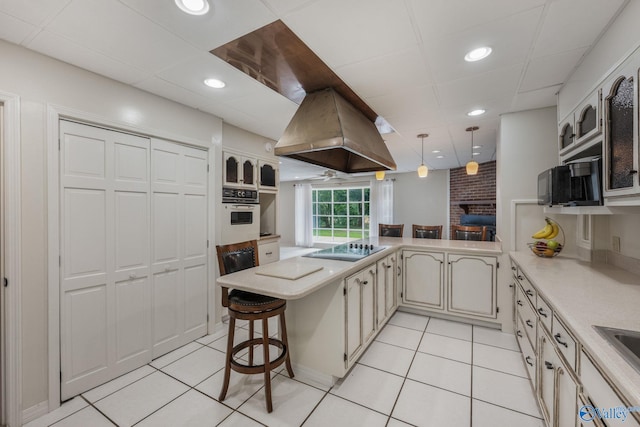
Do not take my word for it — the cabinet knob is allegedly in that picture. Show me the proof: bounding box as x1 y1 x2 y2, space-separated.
545 361 554 370
516 330 523 338
517 275 524 280
525 356 534 367
517 300 523 307
630 170 638 175
525 289 534 297
537 308 548 318
265 251 273 255
525 319 534 328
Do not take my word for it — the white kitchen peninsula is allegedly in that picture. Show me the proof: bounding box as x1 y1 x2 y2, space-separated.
216 237 501 385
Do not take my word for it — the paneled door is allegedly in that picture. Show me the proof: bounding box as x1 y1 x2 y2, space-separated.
151 139 208 357
60 121 152 400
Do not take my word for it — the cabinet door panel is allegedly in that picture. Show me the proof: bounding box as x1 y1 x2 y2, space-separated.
403 251 444 309
362 268 376 345
345 274 362 362
448 254 497 318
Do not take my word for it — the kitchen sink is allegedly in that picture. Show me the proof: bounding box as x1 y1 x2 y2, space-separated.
593 326 640 373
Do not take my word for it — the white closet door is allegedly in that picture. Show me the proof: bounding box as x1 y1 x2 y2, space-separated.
60 121 151 400
151 139 208 358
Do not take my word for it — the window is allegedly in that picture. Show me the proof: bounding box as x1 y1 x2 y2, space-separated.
312 186 370 242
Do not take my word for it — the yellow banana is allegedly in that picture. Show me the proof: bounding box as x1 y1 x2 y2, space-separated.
532 221 553 239
546 222 560 239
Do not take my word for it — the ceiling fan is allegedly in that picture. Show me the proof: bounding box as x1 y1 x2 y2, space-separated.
311 169 343 181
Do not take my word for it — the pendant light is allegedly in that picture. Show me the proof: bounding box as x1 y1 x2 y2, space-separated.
417 133 429 178
375 171 385 180
465 126 479 175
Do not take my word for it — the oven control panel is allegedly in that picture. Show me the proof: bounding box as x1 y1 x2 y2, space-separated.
222 187 259 203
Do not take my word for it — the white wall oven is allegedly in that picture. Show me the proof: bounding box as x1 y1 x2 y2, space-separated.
221 187 260 244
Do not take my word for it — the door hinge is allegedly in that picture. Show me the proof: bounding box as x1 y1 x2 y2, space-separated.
343 287 347 296
343 353 347 362
496 261 500 269
400 291 403 299
496 307 500 313
3 277 7 287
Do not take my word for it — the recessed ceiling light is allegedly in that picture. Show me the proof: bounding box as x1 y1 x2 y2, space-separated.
436 155 444 159
204 78 225 89
467 109 486 116
431 149 441 154
464 47 492 62
473 145 482 149
473 152 480 156
175 0 210 15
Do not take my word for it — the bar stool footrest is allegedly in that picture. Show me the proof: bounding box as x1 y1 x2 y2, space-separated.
230 337 288 375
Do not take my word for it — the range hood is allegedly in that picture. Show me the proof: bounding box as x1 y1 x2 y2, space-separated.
274 88 397 173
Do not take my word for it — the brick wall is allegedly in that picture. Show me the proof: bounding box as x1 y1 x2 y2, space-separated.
449 160 496 228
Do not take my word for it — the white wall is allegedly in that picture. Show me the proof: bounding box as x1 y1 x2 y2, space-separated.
279 181 296 245
0 39 225 413
393 169 449 236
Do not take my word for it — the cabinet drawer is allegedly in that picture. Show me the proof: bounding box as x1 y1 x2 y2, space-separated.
516 268 536 307
552 314 577 370
516 285 537 348
516 315 537 385
258 241 280 265
536 295 552 334
580 350 640 426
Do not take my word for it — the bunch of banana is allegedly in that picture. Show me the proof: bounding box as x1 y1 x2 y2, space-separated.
532 218 560 239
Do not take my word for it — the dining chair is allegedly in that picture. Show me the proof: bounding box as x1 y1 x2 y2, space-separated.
379 223 404 237
450 225 487 241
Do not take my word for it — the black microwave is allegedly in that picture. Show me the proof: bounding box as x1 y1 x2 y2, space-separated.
538 158 603 207
538 166 571 206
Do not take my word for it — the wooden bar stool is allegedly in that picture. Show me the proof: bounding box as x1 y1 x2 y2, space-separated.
412 224 443 239
216 240 294 413
379 223 404 237
450 225 487 241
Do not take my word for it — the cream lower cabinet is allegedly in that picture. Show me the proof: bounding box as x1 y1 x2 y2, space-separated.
345 265 377 365
539 327 579 427
447 254 497 318
402 250 444 310
376 253 398 328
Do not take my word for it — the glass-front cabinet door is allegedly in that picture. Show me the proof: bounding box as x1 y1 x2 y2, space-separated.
259 160 278 190
223 151 257 189
602 59 639 197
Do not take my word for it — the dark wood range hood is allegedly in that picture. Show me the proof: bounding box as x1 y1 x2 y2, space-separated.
211 20 397 173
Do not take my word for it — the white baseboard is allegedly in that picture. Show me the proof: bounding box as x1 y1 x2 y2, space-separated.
21 400 48 424
290 363 335 389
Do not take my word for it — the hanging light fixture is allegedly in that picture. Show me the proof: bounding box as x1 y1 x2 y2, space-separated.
466 126 479 175
375 171 385 180
417 133 429 178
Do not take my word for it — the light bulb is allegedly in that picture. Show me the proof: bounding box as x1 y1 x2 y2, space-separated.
417 164 428 178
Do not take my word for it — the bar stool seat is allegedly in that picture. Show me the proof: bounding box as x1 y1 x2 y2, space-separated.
216 240 294 413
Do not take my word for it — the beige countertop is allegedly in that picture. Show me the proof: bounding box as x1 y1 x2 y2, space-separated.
216 237 502 300
510 251 640 406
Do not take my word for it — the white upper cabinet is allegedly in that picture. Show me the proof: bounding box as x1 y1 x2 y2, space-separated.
223 151 257 189
258 160 278 191
559 89 603 161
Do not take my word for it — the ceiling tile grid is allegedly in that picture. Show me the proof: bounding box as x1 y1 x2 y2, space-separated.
0 0 630 180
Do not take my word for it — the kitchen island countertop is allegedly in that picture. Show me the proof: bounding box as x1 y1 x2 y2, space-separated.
510 251 640 407
216 237 501 300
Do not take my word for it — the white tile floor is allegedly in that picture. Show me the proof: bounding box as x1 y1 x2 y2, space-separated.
26 312 545 427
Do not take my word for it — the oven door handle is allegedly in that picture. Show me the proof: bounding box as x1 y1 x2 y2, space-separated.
230 204 256 210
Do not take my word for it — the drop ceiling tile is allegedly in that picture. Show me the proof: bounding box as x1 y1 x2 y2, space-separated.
261 0 318 16
441 98 512 126
520 48 587 92
155 53 275 101
335 46 432 99
365 86 439 119
436 64 524 109
120 0 277 51
43 0 200 73
511 85 560 113
383 110 447 138
282 0 417 68
0 0 70 26
424 7 543 84
409 0 545 40
28 30 150 85
221 93 297 139
0 11 38 45
532 0 626 58
134 76 212 111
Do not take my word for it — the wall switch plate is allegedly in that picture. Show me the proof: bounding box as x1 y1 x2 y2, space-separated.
612 236 621 252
